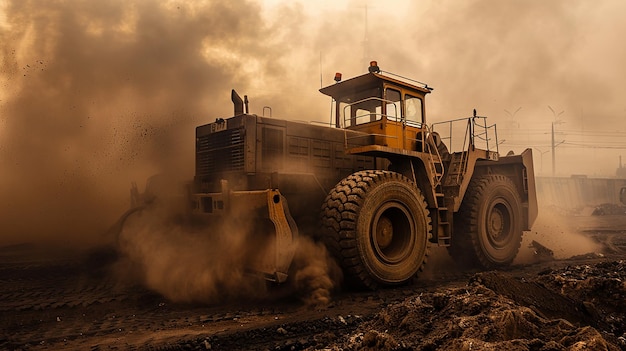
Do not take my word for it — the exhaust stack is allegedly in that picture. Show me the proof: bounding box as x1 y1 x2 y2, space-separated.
231 89 244 116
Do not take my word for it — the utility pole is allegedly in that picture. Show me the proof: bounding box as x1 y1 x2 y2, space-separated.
548 106 564 177
552 122 556 177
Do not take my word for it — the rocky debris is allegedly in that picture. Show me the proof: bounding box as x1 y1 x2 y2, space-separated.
2 242 626 351
328 261 626 351
536 260 626 338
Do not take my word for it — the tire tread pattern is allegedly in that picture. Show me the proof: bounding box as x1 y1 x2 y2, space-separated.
321 170 431 289
450 174 522 269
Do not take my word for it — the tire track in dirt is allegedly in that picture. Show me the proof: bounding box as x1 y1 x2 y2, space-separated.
1 231 625 350
0 245 466 350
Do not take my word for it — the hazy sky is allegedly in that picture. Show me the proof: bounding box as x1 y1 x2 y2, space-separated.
1 0 626 245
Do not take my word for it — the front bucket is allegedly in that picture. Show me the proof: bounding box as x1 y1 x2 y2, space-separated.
192 182 297 283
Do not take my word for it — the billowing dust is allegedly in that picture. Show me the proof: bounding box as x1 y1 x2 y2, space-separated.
515 209 603 264
514 181 616 263
0 0 283 248
291 237 343 307
113 190 340 307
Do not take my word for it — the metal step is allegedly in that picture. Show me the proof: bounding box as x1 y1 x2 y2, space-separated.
434 191 451 246
435 192 445 207
443 153 466 187
437 222 451 246
434 162 444 175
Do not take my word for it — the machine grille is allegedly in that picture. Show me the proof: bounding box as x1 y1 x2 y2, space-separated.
196 128 245 176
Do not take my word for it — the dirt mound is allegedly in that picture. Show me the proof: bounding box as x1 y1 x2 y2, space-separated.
536 261 626 338
330 262 626 351
2 241 625 350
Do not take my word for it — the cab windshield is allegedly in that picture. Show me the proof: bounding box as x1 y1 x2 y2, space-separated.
339 87 423 128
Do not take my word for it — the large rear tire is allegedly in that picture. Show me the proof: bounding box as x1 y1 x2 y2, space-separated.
450 174 523 268
321 170 431 290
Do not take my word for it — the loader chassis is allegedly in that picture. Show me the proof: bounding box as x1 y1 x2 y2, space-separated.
194 114 382 223
190 65 537 288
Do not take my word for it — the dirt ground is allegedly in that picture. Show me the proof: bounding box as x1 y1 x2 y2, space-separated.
2 212 626 351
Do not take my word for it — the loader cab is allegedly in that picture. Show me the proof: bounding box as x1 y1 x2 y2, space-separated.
319 61 432 153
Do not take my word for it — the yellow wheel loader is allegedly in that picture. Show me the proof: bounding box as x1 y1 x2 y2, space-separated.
118 62 537 290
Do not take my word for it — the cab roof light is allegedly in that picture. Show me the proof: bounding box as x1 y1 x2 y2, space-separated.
368 61 380 73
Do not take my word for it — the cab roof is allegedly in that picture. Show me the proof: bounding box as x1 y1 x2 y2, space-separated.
319 71 432 102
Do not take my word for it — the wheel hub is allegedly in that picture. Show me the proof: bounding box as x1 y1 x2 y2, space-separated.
371 203 414 264
487 202 514 248
489 207 504 239
375 216 394 249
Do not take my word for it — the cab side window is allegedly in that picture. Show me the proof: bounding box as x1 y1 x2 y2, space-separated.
405 94 423 126
385 88 401 121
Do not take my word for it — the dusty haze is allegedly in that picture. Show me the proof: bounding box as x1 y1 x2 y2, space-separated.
1 1 625 282
110 174 341 305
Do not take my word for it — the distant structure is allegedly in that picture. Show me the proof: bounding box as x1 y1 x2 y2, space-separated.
617 155 626 178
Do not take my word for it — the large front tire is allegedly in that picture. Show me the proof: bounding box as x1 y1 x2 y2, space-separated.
321 170 431 290
450 174 523 268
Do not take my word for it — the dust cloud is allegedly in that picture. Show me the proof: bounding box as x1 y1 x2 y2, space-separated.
515 209 603 264
115 200 268 304
115 210 341 306
112 175 340 306
292 236 342 308
0 0 285 247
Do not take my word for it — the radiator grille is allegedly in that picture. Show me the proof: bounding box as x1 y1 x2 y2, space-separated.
196 128 244 176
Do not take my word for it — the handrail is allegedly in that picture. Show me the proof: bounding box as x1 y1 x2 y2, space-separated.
431 116 499 154
341 97 399 129
431 115 500 186
457 119 471 185
263 106 272 117
422 124 444 186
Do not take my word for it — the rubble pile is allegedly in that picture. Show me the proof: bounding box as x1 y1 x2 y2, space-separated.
332 261 626 351
3 240 625 350
536 260 626 338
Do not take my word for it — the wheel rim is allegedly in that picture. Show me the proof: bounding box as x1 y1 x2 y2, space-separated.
487 200 513 248
370 201 414 264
